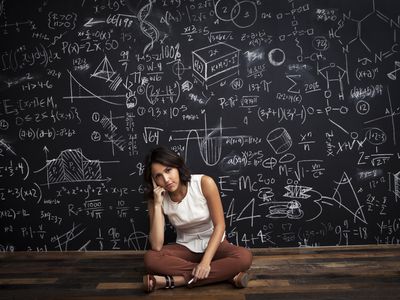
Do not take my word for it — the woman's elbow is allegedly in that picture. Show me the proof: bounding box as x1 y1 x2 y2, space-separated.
151 245 162 252
149 240 163 252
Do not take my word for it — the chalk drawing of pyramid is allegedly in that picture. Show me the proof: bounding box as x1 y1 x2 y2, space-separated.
331 172 367 224
46 149 102 184
91 55 115 81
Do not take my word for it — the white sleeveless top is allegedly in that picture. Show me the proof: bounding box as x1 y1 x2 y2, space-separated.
162 174 225 253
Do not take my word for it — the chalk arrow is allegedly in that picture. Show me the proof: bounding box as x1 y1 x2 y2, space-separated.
84 18 105 27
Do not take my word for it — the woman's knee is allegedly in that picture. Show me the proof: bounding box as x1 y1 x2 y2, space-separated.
143 249 162 272
238 247 253 270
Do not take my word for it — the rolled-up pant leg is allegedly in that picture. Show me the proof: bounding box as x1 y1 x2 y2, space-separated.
144 240 253 287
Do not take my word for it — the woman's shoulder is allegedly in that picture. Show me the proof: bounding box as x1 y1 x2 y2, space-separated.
198 175 216 192
190 174 215 184
191 174 214 184
188 174 208 196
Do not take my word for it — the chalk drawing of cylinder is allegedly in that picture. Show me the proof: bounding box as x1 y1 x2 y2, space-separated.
395 171 400 198
267 127 292 154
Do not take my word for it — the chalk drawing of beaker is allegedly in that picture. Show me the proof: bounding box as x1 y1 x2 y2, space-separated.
198 120 223 166
267 127 292 154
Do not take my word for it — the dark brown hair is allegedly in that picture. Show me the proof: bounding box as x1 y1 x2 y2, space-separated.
143 146 191 200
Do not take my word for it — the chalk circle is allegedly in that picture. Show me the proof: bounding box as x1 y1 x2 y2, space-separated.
268 48 286 66
312 36 329 51
215 0 240 21
215 0 257 28
355 100 370 115
350 132 359 140
286 179 299 185
172 61 185 77
0 119 9 130
231 1 258 28
230 77 244 90
279 153 296 164
91 131 101 142
267 127 292 154
324 90 332 99
137 85 145 95
92 112 100 122
365 127 387 145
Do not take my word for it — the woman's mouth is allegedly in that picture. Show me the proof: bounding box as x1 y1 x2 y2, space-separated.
165 183 174 190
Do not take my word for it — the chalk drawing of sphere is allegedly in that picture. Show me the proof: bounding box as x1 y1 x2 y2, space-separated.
268 48 286 67
267 127 292 154
215 0 257 28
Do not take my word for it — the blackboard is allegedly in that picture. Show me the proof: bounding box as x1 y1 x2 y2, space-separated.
1 0 400 251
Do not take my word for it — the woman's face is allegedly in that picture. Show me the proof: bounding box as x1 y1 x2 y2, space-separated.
151 162 181 193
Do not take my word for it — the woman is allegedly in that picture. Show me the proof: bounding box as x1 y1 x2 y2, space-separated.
142 146 253 292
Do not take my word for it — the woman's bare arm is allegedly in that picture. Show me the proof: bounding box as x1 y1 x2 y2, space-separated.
191 175 226 280
147 179 165 251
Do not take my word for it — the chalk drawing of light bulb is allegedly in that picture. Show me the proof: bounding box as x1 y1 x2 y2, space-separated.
267 127 292 154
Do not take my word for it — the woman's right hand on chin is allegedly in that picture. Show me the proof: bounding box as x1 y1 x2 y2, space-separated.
152 178 165 206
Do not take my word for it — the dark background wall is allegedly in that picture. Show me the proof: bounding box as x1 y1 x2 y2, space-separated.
1 0 400 251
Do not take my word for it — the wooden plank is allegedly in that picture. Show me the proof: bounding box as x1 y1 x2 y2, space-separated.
0 244 399 259
0 277 58 284
96 282 141 289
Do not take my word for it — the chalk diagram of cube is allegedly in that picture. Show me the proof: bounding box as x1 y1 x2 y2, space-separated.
267 127 293 154
192 42 240 88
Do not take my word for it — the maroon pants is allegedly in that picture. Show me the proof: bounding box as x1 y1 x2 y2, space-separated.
144 239 253 287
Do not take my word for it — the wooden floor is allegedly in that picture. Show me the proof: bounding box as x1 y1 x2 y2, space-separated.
0 245 399 300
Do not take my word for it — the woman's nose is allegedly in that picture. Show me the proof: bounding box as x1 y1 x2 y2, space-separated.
162 174 169 183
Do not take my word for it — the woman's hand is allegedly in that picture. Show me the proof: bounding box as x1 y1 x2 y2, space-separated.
191 262 211 282
152 178 165 206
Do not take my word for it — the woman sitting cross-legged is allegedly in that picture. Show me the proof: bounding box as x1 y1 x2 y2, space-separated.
142 146 253 292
